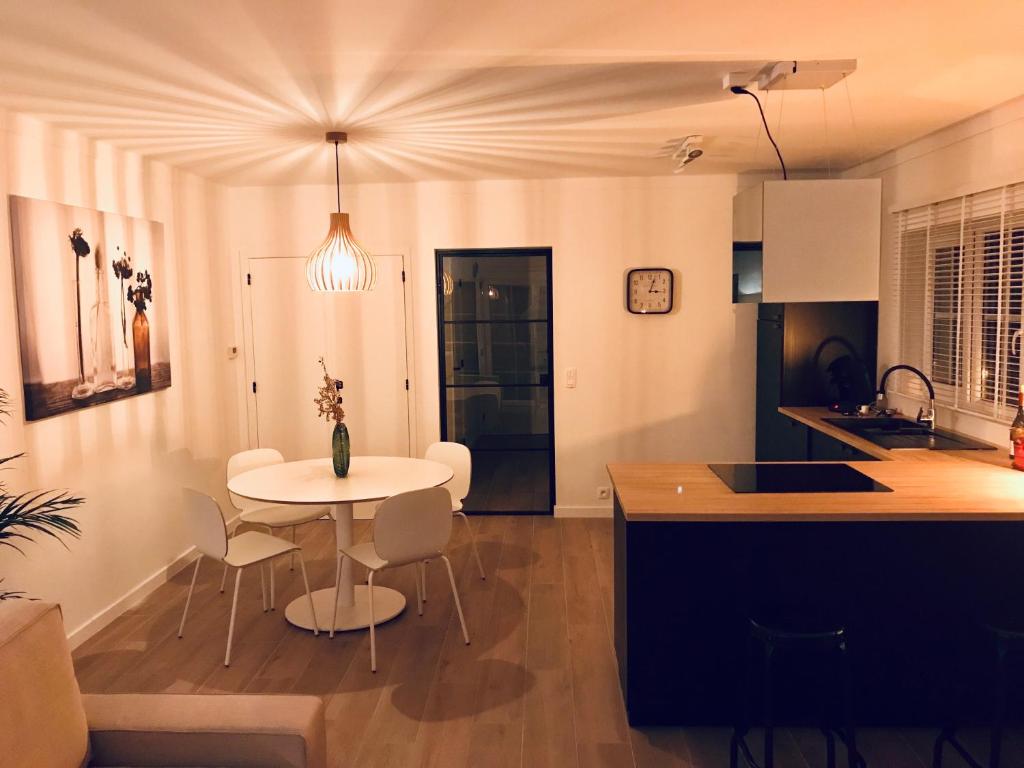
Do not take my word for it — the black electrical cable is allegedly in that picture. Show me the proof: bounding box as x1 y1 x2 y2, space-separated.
333 140 341 213
730 86 788 180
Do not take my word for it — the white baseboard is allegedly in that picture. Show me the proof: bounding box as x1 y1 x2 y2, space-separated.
67 544 198 649
67 511 243 649
554 504 613 519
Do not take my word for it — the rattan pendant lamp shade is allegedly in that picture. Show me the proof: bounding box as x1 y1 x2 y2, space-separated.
305 132 376 292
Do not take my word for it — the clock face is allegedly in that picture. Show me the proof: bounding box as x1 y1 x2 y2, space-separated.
626 268 674 314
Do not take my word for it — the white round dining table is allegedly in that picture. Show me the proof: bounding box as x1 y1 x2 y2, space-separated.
227 456 453 633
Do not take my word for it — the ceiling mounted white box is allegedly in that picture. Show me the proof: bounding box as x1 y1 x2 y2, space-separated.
724 60 857 92
759 60 857 91
733 179 882 303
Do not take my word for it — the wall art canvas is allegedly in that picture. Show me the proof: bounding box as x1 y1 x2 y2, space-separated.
9 195 171 421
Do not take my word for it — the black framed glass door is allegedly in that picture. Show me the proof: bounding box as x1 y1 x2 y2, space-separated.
436 248 554 514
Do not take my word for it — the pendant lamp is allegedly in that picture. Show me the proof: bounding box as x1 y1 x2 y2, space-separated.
305 132 376 292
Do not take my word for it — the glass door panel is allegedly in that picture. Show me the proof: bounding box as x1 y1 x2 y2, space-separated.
437 249 554 514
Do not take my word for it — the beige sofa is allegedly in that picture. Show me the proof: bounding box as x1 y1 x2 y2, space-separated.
0 601 326 768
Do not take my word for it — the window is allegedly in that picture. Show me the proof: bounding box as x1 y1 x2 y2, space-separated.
894 183 1024 423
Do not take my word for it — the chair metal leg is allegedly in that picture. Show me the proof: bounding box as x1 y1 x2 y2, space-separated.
936 729 986 768
839 639 858 768
290 526 296 571
763 640 775 768
422 559 428 602
368 569 377 672
219 523 240 593
178 556 202 638
225 568 242 666
297 552 319 636
933 729 948 768
823 727 837 768
269 560 275 610
441 555 470 645
330 552 344 638
456 511 486 580
414 562 424 616
259 564 268 612
992 637 1009 768
731 632 753 768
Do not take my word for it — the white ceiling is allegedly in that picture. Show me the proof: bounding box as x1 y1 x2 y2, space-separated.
2 0 1023 185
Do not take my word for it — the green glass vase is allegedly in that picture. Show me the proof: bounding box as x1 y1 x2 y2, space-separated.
332 422 350 478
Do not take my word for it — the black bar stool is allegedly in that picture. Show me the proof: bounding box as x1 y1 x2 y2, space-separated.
933 621 1023 768
730 607 865 768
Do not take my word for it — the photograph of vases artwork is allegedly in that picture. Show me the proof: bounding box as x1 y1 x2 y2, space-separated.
9 195 171 421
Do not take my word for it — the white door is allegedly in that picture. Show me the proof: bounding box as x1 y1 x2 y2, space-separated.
246 255 411 463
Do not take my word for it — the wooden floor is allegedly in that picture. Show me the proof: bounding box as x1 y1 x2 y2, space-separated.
74 516 1023 767
464 450 550 513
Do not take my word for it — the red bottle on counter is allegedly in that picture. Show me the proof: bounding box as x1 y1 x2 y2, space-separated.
1011 390 1024 470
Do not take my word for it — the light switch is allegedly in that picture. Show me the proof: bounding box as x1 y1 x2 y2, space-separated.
566 367 577 388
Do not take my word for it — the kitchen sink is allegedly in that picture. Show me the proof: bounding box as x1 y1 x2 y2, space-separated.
822 417 996 451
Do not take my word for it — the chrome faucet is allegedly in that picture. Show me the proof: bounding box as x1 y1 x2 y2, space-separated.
877 364 936 428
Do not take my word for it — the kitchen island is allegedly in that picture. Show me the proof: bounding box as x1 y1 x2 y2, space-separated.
608 454 1024 726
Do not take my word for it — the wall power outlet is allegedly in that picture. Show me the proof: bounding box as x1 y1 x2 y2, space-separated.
597 486 610 500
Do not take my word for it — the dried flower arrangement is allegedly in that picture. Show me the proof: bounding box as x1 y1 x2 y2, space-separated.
111 248 133 347
314 357 345 425
128 270 153 312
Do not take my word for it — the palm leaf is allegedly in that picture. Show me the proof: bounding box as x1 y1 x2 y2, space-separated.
0 388 18 491
0 386 84 599
0 489 84 554
0 452 24 493
0 579 31 601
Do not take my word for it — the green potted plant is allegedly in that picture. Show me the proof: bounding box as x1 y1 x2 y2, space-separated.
0 387 83 600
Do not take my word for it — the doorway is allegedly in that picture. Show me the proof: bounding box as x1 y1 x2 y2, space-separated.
243 254 412 464
436 248 554 514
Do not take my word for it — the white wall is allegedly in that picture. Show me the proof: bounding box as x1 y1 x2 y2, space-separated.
230 174 756 515
846 95 1024 447
0 110 244 644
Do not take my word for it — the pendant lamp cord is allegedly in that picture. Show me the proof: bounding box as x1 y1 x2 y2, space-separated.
333 140 341 213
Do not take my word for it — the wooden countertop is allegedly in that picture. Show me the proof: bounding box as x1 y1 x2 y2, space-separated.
607 461 1024 522
779 406 1006 467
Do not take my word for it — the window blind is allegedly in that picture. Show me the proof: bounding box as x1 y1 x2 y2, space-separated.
894 182 1024 423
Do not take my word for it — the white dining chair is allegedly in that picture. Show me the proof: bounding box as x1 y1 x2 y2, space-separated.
222 448 330 598
330 486 470 672
178 488 319 666
425 441 485 581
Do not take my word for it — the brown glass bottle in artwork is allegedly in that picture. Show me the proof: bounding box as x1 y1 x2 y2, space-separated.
133 309 151 392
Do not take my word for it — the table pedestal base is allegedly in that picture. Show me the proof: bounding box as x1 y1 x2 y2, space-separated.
284 586 406 632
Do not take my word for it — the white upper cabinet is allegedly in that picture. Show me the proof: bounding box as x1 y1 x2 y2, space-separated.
733 179 881 303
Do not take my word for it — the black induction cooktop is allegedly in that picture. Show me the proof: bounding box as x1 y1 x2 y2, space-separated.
708 463 893 494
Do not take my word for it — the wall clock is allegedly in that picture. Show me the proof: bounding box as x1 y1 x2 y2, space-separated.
626 268 674 314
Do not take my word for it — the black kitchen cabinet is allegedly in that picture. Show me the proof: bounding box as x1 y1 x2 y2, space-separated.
755 301 878 461
755 305 799 460
613 500 1024 726
758 415 809 461
809 429 877 462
